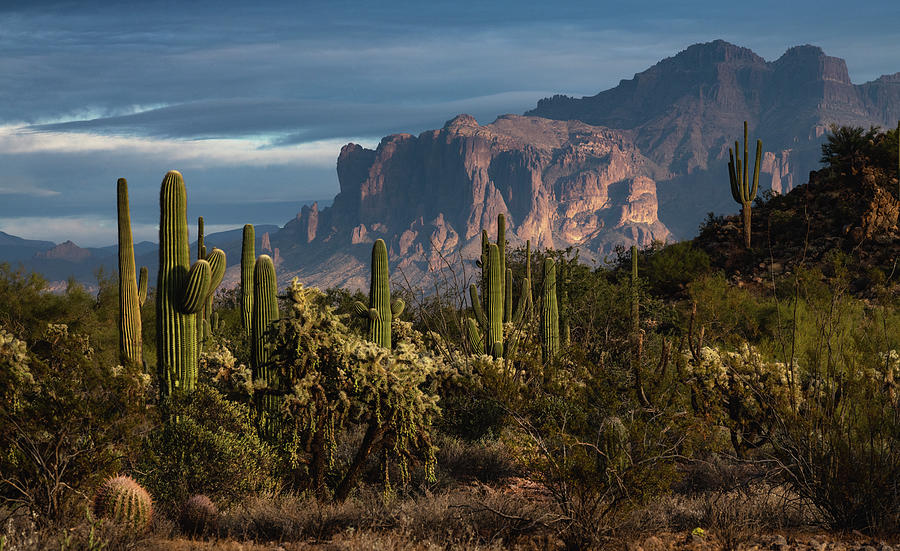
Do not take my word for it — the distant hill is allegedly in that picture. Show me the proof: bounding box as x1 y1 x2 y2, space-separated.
0 226 280 290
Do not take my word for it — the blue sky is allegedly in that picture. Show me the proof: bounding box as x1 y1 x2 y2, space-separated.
1 0 898 246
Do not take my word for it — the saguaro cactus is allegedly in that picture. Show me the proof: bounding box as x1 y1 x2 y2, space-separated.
197 216 205 261
524 240 533 323
728 121 762 249
631 245 639 334
354 239 404 349
241 224 255 337
252 254 279 435
116 178 146 367
157 170 211 397
541 257 559 363
467 243 506 358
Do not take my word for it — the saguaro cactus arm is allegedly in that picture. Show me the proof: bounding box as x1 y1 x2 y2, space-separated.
138 266 148 306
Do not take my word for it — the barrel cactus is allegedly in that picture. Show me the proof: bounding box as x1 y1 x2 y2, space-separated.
93 475 153 530
156 170 211 397
353 239 404 349
179 494 218 535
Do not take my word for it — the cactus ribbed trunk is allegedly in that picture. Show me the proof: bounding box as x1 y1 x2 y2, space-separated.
353 239 404 349
498 214 506 322
252 254 279 436
157 170 209 397
486 243 503 358
117 178 143 367
370 239 392 348
252 254 279 375
631 245 639 334
742 205 752 249
525 240 533 324
542 258 559 363
241 224 255 337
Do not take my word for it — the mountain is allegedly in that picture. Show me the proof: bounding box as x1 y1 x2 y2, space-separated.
527 40 900 237
0 232 56 262
270 114 670 290
0 226 279 291
265 40 900 290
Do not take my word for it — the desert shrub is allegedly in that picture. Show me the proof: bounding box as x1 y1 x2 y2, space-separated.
436 393 507 441
687 273 778 344
269 280 443 501
138 384 278 511
640 241 711 296
0 323 149 523
763 274 900 532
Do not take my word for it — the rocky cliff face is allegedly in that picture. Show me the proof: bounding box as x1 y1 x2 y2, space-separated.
528 40 900 238
274 114 669 289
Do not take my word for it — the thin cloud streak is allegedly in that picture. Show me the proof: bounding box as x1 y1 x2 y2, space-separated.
0 125 355 168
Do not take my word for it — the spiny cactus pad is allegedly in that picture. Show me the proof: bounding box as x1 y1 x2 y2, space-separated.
93 475 153 530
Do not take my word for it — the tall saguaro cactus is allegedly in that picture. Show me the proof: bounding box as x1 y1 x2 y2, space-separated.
116 178 147 367
354 239 404 349
251 254 279 378
728 121 762 249
241 224 255 337
156 170 211 397
631 245 639 334
252 254 280 435
541 257 559 363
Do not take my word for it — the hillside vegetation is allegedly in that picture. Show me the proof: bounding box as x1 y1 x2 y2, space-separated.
1 124 899 550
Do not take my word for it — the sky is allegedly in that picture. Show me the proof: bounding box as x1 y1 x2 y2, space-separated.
1 0 899 246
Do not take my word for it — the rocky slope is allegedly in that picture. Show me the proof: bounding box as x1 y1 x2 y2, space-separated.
270 114 670 290
528 40 900 238
694 161 900 297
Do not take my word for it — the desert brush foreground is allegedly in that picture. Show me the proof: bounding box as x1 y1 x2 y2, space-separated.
2 125 900 550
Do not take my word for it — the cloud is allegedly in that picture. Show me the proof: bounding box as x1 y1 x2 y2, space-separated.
29 91 553 144
0 185 60 197
0 124 356 168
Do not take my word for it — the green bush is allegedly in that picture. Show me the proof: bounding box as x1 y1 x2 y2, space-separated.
641 241 711 296
0 323 149 523
138 384 278 510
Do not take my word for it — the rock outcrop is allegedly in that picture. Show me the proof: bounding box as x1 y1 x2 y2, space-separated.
274 114 670 289
528 40 900 238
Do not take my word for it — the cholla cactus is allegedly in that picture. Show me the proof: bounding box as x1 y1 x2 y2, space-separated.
684 342 800 455
1 329 32 408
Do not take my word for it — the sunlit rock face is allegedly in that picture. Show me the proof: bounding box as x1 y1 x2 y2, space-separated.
272 114 670 290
